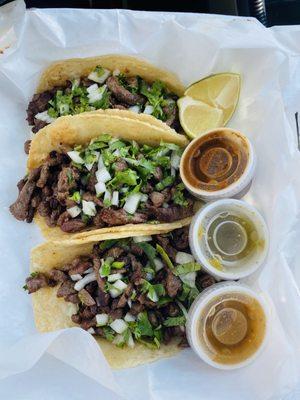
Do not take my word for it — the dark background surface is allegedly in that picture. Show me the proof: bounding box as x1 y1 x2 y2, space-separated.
1 0 300 26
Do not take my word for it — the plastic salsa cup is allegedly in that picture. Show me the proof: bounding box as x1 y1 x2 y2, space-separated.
180 128 256 201
186 281 270 370
189 199 269 280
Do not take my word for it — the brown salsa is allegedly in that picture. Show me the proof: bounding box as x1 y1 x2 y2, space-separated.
181 130 249 192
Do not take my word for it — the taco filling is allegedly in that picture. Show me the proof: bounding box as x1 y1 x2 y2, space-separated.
27 67 181 136
25 229 216 349
10 135 193 233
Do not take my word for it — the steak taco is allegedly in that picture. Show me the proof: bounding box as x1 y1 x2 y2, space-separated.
10 112 194 240
26 54 184 138
26 227 216 368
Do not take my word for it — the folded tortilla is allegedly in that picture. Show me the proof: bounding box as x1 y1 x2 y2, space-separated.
30 228 186 369
36 54 184 96
27 111 192 241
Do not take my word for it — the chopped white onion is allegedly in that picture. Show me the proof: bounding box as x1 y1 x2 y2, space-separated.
112 334 124 346
74 272 96 291
128 105 140 114
180 272 196 288
67 151 84 164
175 252 195 265
59 103 69 115
127 332 135 348
67 206 81 218
104 190 112 204
88 68 110 84
70 274 82 281
154 257 164 271
127 299 132 308
84 267 94 275
96 166 111 183
143 105 154 115
113 69 120 76
95 181 106 195
123 193 141 214
82 200 96 216
162 203 169 208
85 163 94 171
87 84 107 104
98 155 104 170
171 151 181 169
171 167 176 177
96 313 109 326
110 319 128 334
124 312 136 322
35 111 56 124
113 149 121 157
87 83 98 94
113 279 128 292
87 327 95 334
109 288 121 298
140 194 148 203
107 273 123 283
133 235 152 243
111 191 119 207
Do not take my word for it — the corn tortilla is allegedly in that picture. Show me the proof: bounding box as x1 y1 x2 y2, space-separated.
30 231 184 369
36 54 184 96
27 111 191 240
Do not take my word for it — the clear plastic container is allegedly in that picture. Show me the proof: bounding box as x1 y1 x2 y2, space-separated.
189 199 269 280
180 128 256 201
186 281 270 370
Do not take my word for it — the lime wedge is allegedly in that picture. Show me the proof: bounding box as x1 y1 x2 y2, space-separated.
179 73 240 138
178 97 223 138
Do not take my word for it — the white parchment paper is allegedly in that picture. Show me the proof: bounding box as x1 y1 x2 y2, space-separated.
1 1 300 399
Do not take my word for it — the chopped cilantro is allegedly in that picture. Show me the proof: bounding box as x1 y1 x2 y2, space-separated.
69 191 81 204
173 183 188 207
163 315 186 327
155 175 175 191
175 262 202 276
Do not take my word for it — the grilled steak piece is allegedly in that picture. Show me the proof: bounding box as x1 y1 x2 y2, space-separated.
171 226 189 250
99 208 148 226
150 192 165 208
24 140 31 155
26 90 54 125
106 246 124 259
106 76 145 106
147 203 193 223
9 168 41 221
57 280 77 298
165 272 182 298
49 269 68 282
69 258 91 275
25 273 49 294
78 289 96 306
129 254 144 285
114 159 128 172
60 218 87 233
57 167 79 194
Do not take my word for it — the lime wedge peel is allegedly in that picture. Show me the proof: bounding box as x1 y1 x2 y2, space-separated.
178 73 241 139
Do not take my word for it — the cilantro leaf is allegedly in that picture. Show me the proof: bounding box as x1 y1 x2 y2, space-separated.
69 191 81 204
134 312 153 338
173 183 188 207
175 262 202 276
163 315 186 327
109 169 138 188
